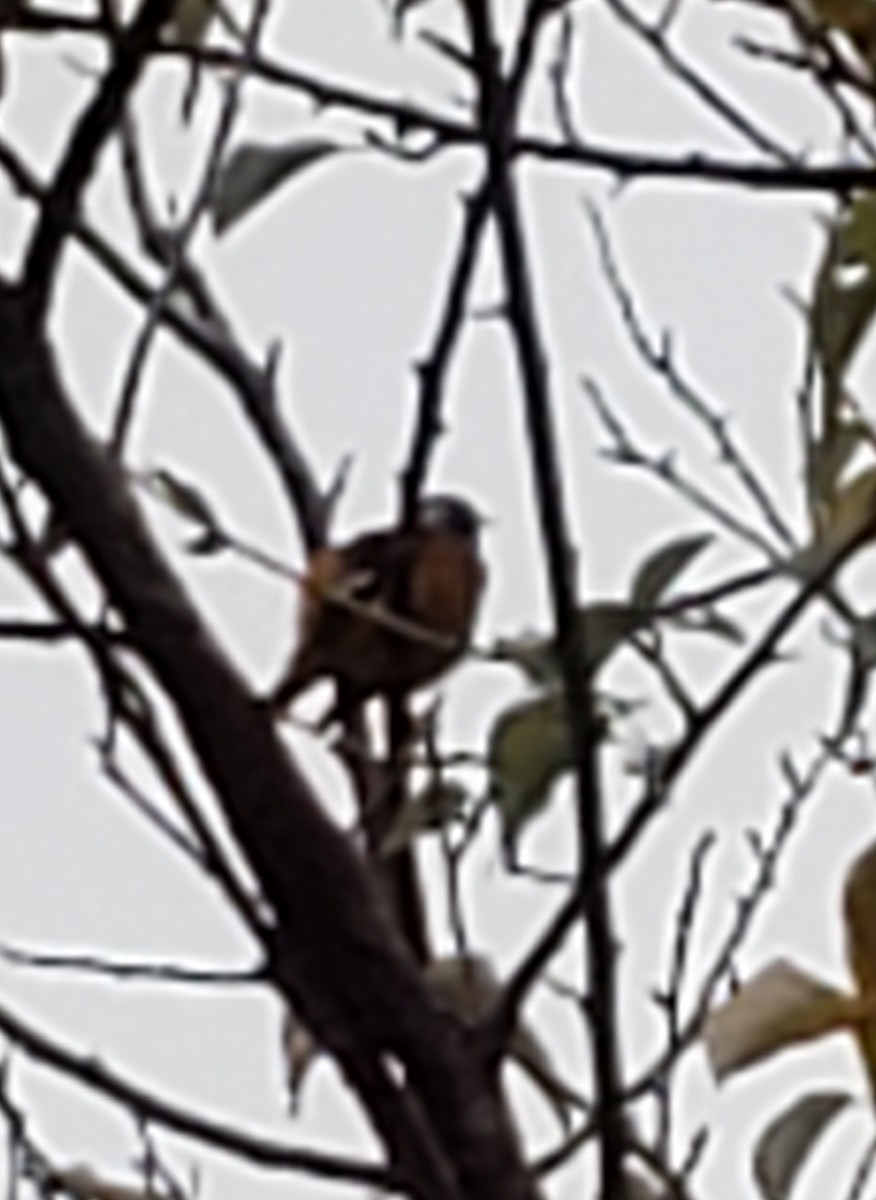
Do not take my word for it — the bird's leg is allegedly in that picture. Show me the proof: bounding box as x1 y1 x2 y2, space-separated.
373 689 428 961
314 679 363 731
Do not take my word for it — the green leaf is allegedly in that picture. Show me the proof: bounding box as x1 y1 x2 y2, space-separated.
793 465 876 578
165 0 217 44
495 602 645 686
211 139 341 236
492 631 559 685
810 417 872 514
753 1091 854 1200
620 1172 670 1200
579 603 649 672
380 780 467 856
851 610 876 671
629 532 712 608
487 692 575 857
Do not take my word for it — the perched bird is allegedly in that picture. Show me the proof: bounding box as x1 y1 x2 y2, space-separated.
267 495 485 727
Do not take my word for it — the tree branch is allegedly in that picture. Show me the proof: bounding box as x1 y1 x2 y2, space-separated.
0 993 394 1189
0 282 541 1200
23 0 175 318
461 1 626 1194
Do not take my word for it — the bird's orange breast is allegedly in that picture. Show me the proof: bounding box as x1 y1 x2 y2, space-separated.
409 532 484 643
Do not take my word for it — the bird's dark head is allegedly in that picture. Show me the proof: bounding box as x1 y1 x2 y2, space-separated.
416 494 485 540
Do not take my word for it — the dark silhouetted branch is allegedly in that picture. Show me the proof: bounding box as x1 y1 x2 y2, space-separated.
24 0 175 318
0 993 395 1189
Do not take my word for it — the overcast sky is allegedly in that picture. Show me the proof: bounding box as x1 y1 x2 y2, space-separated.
0 2 873 1198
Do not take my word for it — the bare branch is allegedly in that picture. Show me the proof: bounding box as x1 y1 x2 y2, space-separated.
400 182 491 522
24 0 176 318
460 2 625 1191
0 995 395 1189
0 943 260 988
585 207 796 553
603 0 796 160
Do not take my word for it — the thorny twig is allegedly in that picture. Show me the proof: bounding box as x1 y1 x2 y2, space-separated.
22 0 176 318
111 0 271 458
400 181 492 523
0 470 264 939
651 832 716 1159
603 0 796 160
586 205 796 553
463 2 627 1191
535 744 828 1182
636 743 832 1093
586 375 784 558
736 31 876 160
0 999 394 1188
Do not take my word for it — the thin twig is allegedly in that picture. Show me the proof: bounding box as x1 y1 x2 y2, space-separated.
23 0 176 317
586 206 796 553
400 181 491 522
585 377 783 559
463 0 626 1190
652 832 716 1158
0 943 260 987
111 0 270 458
0 997 395 1189
846 1132 876 1200
604 0 796 160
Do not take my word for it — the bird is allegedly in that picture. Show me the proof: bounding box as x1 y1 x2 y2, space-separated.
266 494 486 727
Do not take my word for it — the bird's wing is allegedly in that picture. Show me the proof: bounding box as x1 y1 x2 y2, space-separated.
338 529 418 611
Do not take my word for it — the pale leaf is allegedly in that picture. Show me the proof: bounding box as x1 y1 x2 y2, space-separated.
704 959 859 1081
50 1169 165 1200
508 1017 588 1130
427 955 585 1130
753 1090 854 1200
842 839 876 1092
427 953 500 1021
844 838 876 995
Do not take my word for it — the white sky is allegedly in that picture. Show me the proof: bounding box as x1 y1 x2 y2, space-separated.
0 1 874 1199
